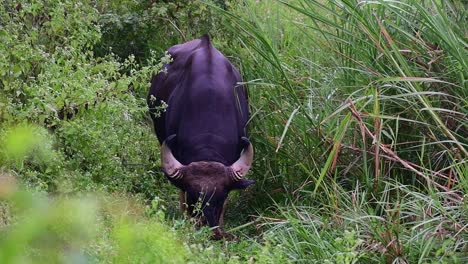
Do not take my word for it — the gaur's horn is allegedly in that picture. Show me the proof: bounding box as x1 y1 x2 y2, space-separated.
230 142 254 180
161 139 184 179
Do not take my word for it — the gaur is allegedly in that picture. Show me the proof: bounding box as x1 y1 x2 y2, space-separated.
148 35 254 239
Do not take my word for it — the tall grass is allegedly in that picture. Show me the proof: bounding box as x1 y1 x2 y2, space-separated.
215 0 467 261
219 0 467 193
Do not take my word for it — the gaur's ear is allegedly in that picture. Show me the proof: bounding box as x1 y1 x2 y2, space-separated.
231 179 255 190
240 137 250 148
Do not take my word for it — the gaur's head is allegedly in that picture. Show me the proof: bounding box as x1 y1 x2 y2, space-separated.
160 138 254 229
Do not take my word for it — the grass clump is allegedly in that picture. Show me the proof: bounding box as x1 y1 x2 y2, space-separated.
261 181 467 263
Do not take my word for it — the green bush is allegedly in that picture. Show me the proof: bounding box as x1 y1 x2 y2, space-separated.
95 0 232 62
0 0 168 195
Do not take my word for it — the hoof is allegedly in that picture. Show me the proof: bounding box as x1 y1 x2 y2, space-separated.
211 228 236 240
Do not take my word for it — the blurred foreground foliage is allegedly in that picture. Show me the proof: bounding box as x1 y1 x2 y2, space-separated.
0 181 187 263
0 124 186 263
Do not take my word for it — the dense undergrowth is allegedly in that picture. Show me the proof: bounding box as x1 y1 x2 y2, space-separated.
0 0 466 263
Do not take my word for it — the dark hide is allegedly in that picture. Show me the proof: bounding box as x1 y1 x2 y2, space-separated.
148 35 253 236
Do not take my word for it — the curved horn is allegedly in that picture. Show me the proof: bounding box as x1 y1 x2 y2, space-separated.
230 142 254 180
161 140 184 179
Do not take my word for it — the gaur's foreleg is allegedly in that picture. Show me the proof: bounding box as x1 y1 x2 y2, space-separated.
179 191 187 214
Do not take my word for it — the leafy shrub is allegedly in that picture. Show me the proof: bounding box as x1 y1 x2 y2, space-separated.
0 0 171 196
0 0 101 124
